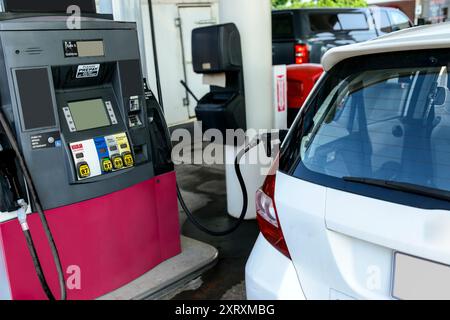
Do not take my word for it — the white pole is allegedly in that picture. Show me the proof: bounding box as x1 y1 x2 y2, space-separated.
219 0 273 130
220 0 274 219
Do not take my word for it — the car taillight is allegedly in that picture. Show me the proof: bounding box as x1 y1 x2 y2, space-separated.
256 174 291 259
294 44 309 64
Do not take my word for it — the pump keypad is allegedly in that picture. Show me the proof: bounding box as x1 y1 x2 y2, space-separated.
70 132 134 181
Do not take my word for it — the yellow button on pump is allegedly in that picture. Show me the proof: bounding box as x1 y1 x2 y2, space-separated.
102 158 113 173
112 156 124 170
123 152 134 167
77 163 91 179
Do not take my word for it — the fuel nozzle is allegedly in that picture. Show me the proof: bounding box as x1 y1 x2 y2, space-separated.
247 130 288 159
17 199 29 231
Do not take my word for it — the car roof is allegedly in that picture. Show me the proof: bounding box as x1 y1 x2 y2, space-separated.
322 22 450 71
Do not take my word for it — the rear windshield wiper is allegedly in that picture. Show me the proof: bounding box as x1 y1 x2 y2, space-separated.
343 177 450 202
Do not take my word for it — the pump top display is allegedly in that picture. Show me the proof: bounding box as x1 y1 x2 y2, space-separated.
0 0 97 13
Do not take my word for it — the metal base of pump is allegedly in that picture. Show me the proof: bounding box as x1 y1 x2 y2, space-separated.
0 172 181 300
99 236 218 300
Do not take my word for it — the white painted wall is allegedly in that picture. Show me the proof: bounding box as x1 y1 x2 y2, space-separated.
98 0 219 126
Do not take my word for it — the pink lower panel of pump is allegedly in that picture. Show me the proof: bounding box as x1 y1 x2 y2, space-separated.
0 171 181 300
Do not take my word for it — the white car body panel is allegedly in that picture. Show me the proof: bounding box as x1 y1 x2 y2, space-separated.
326 188 450 266
246 235 305 300
272 172 450 300
274 172 332 299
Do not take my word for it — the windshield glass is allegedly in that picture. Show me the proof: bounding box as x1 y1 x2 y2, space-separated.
273 13 295 39
298 65 450 192
309 13 369 32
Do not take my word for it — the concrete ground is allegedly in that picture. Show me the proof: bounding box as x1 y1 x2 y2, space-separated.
170 122 260 300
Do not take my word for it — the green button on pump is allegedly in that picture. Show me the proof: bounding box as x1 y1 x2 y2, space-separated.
102 158 113 173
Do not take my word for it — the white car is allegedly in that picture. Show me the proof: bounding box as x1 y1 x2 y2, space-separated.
246 23 450 300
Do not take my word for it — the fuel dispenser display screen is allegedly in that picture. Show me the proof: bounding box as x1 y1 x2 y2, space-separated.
64 40 105 58
68 99 111 131
77 41 105 57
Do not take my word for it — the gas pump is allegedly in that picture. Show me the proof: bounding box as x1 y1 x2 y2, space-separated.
0 0 277 300
0 3 180 300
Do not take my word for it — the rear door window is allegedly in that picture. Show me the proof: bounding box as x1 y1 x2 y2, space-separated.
273 13 295 39
389 10 411 30
338 13 369 30
309 12 369 32
378 11 393 33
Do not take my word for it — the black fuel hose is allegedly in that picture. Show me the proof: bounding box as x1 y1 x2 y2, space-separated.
156 103 260 236
23 229 55 300
0 110 66 300
177 141 260 237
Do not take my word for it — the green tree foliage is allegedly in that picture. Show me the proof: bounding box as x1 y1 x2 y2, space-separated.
272 0 368 9
272 0 291 7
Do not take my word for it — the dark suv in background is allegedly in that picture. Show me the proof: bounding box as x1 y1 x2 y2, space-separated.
273 7 413 65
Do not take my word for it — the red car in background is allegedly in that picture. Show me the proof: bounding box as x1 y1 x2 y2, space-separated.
287 63 323 126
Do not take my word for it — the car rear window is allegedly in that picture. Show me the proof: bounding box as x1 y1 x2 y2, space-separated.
309 12 369 32
300 66 450 188
273 13 295 39
280 50 450 209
